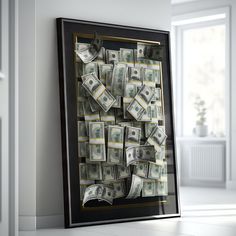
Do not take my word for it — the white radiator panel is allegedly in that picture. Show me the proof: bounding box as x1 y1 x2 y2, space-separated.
189 144 225 181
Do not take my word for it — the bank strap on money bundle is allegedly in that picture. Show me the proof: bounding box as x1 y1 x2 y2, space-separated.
82 72 116 112
127 85 155 120
88 122 106 162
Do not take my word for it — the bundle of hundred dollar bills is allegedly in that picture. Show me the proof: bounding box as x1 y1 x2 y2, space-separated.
75 35 168 206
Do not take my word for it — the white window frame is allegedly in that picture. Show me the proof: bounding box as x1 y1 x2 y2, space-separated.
171 6 231 182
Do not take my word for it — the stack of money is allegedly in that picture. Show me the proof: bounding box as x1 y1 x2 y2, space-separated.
146 125 167 152
126 145 155 166
89 122 106 162
127 85 155 120
125 126 141 147
82 72 116 112
74 37 169 206
107 126 124 165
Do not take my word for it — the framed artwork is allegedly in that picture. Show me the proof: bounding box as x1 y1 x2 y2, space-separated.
57 18 180 228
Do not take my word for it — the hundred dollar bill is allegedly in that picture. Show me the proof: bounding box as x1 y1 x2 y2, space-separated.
105 70 113 91
142 68 160 87
94 47 105 65
125 126 141 147
102 164 117 181
75 42 90 62
132 122 145 140
150 104 159 122
78 142 89 158
151 88 161 104
99 64 113 84
118 121 133 127
137 42 164 61
75 34 103 64
138 106 152 122
128 67 142 86
112 180 126 199
148 162 162 179
146 125 167 151
111 96 121 108
82 72 116 112
117 165 131 179
111 64 127 96
82 184 114 206
127 85 155 120
145 122 158 138
106 49 120 64
123 83 137 119
155 146 165 165
83 62 98 77
126 174 143 199
86 163 102 180
83 101 100 122
142 179 156 197
107 126 124 165
126 145 155 166
89 122 106 162
134 161 149 178
156 180 168 196
77 121 88 142
120 48 134 67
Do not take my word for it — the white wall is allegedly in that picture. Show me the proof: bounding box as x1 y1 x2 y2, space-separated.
172 0 236 189
19 0 171 230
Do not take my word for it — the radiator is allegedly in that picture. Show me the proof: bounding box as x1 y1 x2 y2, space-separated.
189 144 225 181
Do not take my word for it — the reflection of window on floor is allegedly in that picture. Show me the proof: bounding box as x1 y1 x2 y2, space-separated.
172 11 227 137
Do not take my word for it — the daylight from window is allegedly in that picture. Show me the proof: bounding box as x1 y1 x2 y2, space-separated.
182 24 225 136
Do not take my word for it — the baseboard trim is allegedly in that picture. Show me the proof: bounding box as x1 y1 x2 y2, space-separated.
226 181 236 190
19 216 36 231
36 214 64 229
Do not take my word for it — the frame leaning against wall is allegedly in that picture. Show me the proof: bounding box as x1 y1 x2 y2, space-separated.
57 18 180 228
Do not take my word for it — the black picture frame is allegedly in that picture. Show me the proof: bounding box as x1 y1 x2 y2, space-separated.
57 18 180 228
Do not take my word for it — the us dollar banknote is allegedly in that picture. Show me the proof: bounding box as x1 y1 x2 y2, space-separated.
100 109 115 125
86 163 102 180
107 125 124 165
89 122 106 162
127 85 155 120
102 164 117 181
117 165 131 179
119 48 134 67
112 180 126 199
106 49 120 64
127 67 142 86
142 68 160 87
82 72 116 112
125 126 141 147
77 121 88 142
111 64 127 96
126 145 155 166
126 174 143 199
148 162 162 179
137 42 164 61
133 161 149 178
156 180 168 196
83 101 100 122
83 62 98 77
142 179 156 197
146 125 167 151
75 34 103 64
82 184 114 206
99 64 113 84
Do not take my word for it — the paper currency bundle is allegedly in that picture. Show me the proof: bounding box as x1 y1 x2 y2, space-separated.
75 37 168 206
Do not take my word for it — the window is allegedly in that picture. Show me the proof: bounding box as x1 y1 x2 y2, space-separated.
172 10 228 137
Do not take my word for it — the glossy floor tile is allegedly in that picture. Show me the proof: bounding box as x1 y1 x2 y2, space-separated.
20 187 236 236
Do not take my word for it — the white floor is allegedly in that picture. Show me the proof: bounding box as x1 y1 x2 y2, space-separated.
20 187 236 236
